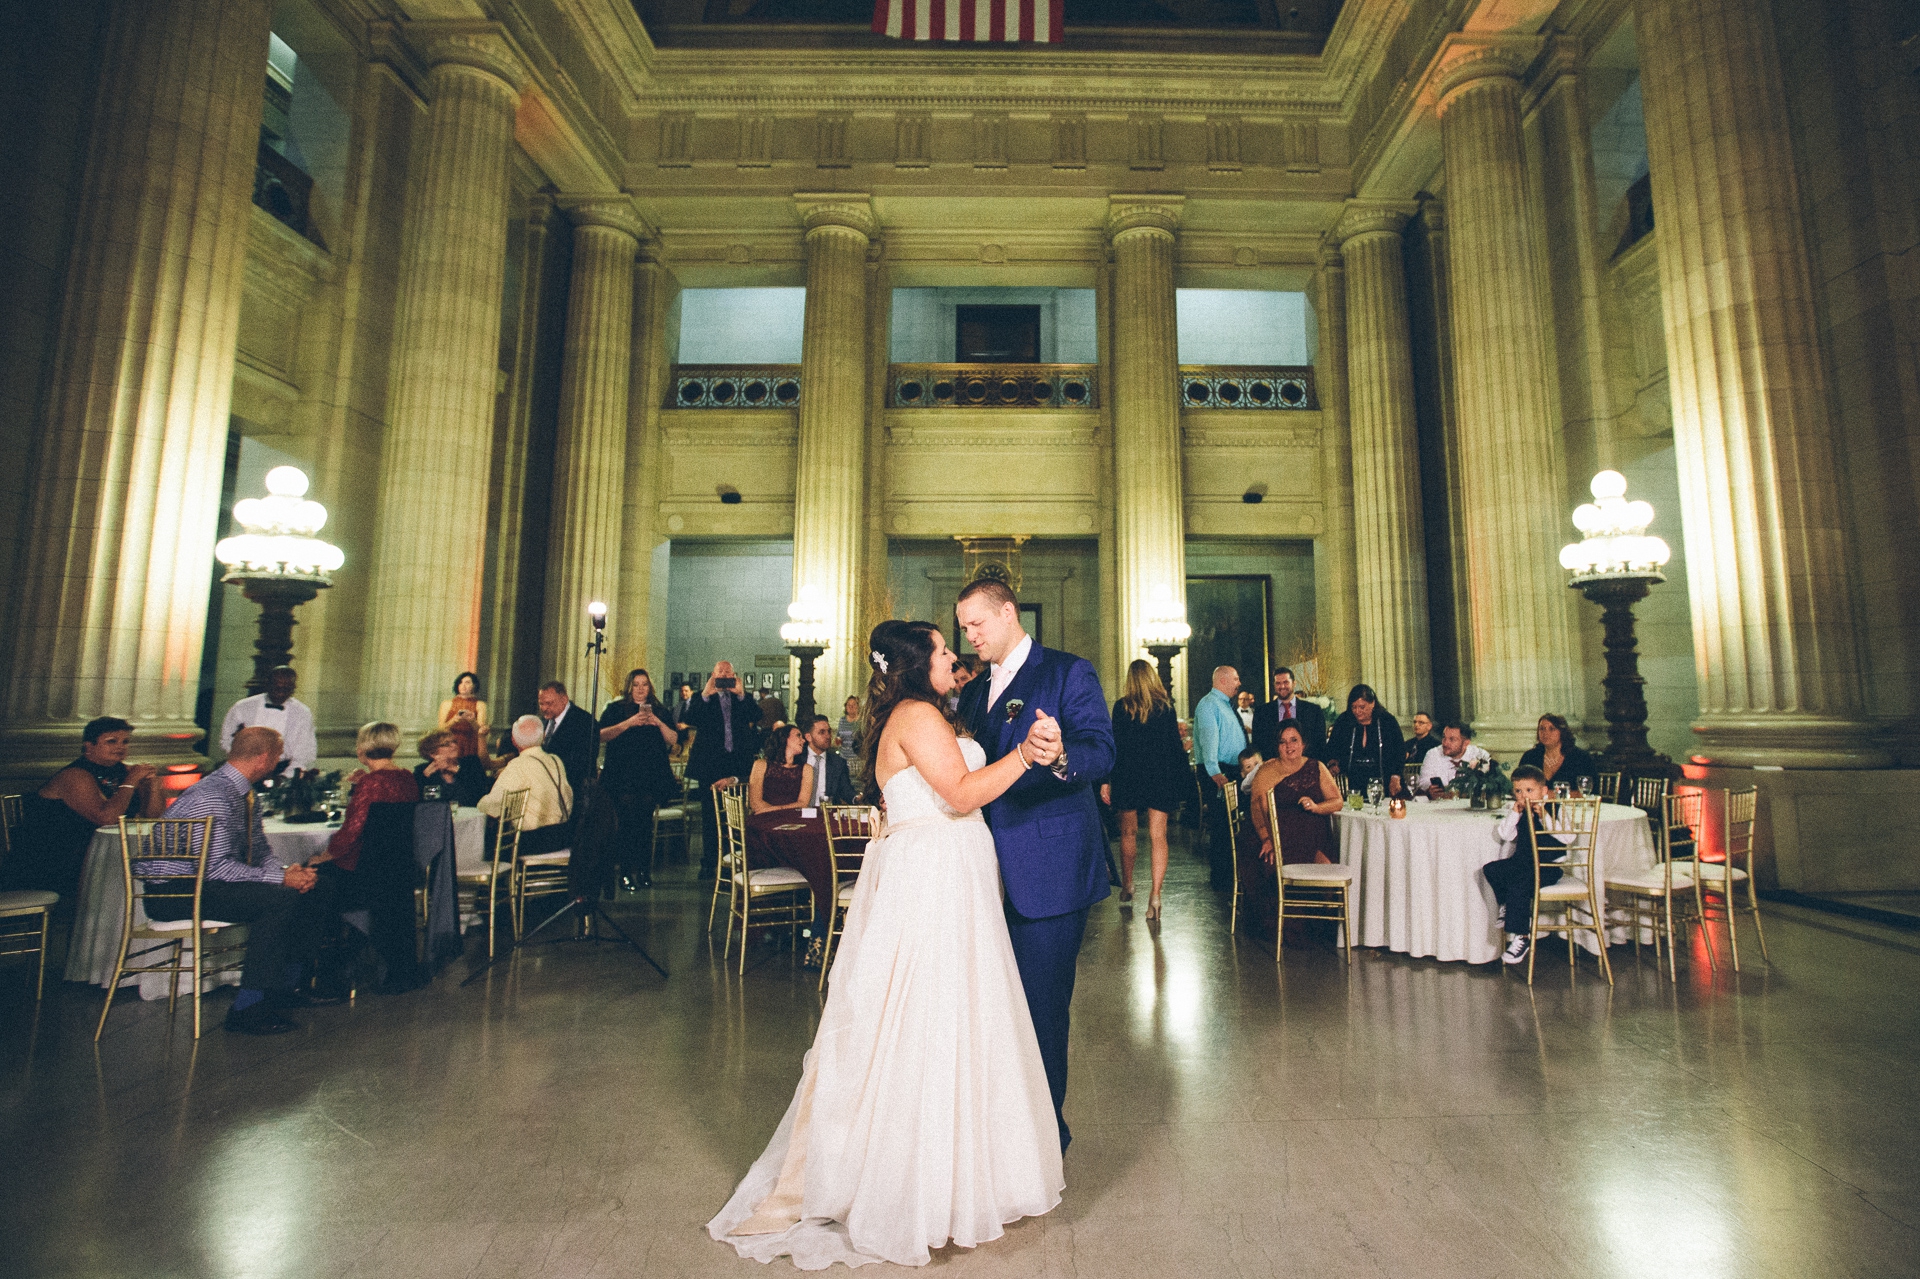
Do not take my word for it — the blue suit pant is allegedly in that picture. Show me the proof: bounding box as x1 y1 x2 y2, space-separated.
1003 899 1090 1152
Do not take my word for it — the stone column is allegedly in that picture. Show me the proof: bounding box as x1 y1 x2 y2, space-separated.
1336 201 1432 718
1107 196 1188 686
3 0 272 769
1634 0 1880 766
792 195 875 706
361 25 524 734
1434 38 1578 753
1312 247 1363 694
542 197 645 703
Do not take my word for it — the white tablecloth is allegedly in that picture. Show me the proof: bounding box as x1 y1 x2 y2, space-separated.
1333 799 1658 964
65 810 485 998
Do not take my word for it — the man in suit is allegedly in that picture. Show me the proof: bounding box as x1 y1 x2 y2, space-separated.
536 681 596 792
686 660 763 871
955 578 1114 1153
802 715 856 807
1252 666 1329 762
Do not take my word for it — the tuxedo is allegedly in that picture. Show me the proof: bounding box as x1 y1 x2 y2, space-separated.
541 701 597 792
1252 694 1329 761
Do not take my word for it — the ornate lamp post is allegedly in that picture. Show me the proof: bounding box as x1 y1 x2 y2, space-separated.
1140 583 1192 692
780 584 833 724
215 466 343 694
1559 470 1676 781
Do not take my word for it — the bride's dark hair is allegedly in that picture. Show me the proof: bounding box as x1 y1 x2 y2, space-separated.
859 620 949 803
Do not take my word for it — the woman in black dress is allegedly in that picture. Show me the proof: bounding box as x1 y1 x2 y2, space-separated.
1325 683 1406 798
598 669 682 888
1100 659 1188 920
1517 713 1600 789
413 729 490 807
0 717 163 904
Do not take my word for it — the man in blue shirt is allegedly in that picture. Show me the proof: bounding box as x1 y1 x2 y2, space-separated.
1193 665 1249 891
136 726 338 1034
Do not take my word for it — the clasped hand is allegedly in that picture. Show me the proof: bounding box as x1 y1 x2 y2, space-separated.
1022 709 1063 767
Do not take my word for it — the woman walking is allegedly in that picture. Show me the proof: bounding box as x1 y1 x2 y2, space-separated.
1100 659 1187 921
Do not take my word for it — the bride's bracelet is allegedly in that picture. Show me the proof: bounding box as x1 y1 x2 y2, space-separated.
1015 743 1032 770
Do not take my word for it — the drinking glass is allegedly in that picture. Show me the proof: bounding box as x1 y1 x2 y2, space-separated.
1366 778 1384 811
1576 776 1594 799
1554 781 1571 801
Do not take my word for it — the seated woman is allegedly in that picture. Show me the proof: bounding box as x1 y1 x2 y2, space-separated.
0 717 163 902
304 722 424 994
413 730 490 808
1325 683 1406 799
1241 723 1343 944
437 671 491 743
748 725 815 824
1517 713 1599 789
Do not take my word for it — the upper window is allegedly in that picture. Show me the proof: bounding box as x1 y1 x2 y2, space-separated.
1175 290 1310 365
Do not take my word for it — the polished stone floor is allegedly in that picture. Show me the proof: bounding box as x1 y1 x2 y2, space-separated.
3 831 1916 1279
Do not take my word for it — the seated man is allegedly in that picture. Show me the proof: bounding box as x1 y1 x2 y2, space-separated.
1482 765 1568 966
478 715 574 857
134 727 339 1034
802 714 857 808
1417 720 1492 795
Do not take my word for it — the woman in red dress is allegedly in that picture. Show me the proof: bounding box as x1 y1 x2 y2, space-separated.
305 721 424 992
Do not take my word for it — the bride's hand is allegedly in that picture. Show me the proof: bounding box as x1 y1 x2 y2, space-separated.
1022 710 1061 766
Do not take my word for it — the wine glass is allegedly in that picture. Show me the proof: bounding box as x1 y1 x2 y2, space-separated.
1576 775 1594 799
1554 780 1571 801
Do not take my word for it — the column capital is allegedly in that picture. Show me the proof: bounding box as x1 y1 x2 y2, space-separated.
1107 194 1184 241
1333 199 1420 246
1431 33 1541 111
1316 239 1344 274
1418 196 1446 236
794 193 876 239
557 194 651 243
405 20 530 92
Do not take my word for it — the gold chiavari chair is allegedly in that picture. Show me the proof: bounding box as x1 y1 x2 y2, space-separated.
650 797 689 875
707 780 743 932
0 888 58 1000
1594 772 1623 804
1223 779 1242 936
1675 786 1768 972
96 815 248 1040
1263 788 1357 963
817 804 878 990
1523 796 1610 986
456 788 525 959
1604 791 1707 982
1630 774 1670 818
512 817 572 941
719 785 813 974
1 793 23 859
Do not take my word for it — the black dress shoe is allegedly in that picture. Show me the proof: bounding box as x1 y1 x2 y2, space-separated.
224 1004 299 1035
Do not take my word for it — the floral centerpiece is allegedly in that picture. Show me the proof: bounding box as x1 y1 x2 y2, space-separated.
258 768 341 820
1452 756 1510 809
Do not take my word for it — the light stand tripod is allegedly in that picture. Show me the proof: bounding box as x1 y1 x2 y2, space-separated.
585 599 607 728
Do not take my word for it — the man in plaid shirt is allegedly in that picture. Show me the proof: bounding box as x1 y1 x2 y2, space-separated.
137 726 338 1034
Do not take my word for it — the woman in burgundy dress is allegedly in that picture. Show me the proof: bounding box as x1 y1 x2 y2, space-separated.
745 724 828 936
1241 722 1343 944
307 721 424 992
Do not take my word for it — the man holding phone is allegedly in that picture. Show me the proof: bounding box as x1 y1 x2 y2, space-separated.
687 660 763 874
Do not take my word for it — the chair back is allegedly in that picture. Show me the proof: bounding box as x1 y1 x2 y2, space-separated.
1595 771 1622 803
1221 779 1241 859
823 804 876 887
1261 784 1288 863
1725 786 1757 868
121 815 218 927
719 785 750 879
1662 790 1702 863
0 793 20 859
493 788 530 871
1630 774 1670 816
1527 796 1601 888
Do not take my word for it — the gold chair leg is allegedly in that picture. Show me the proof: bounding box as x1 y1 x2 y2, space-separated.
1275 880 1285 965
95 926 137 1043
1721 874 1741 974
1664 892 1678 983
190 933 203 1040
1594 890 1614 987
1340 884 1352 963
35 911 49 1000
1747 877 1771 964
1693 874 1718 971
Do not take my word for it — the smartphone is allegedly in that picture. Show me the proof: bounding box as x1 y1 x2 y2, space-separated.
716 676 737 690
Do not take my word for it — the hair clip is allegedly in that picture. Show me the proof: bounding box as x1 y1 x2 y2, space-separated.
1004 698 1025 723
870 650 888 674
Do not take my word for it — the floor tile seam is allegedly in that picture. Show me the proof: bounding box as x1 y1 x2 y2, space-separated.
1723 1107 1913 1212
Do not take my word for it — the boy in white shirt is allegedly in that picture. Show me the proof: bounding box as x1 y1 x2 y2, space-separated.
1483 765 1567 965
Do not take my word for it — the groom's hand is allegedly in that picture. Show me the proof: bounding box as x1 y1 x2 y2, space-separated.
1023 710 1063 766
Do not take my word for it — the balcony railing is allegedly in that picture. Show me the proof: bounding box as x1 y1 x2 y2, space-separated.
253 142 324 248
1179 365 1316 409
669 365 801 408
888 364 1096 409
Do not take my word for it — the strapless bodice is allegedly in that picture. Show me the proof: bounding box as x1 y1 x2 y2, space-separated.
880 736 987 827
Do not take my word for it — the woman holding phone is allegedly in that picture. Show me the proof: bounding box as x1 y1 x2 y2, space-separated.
599 668 682 888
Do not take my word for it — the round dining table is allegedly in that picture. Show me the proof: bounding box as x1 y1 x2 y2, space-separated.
65 809 486 998
1331 798 1658 965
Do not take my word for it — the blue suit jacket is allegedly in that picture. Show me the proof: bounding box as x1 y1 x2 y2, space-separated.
959 643 1114 919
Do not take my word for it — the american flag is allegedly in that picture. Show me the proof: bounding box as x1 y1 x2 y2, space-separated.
872 0 1065 42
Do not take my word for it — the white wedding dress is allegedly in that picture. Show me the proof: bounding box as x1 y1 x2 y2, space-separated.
708 736 1064 1269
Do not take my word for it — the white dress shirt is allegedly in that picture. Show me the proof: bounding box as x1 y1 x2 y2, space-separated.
986 633 1034 710
1418 741 1491 790
220 693 318 771
808 747 829 806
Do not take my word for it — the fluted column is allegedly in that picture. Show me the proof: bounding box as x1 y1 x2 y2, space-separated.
792 195 875 706
1336 201 1431 718
361 26 524 734
1108 196 1188 689
1634 0 1880 766
542 197 645 703
3 0 271 768
1435 39 1578 753
1312 247 1363 693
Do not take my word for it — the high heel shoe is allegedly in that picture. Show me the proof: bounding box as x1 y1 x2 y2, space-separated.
1119 888 1134 905
1146 892 1162 921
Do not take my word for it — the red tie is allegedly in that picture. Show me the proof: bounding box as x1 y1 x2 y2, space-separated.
1282 702 1292 721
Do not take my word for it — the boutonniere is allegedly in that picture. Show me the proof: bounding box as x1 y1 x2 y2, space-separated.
1004 699 1026 724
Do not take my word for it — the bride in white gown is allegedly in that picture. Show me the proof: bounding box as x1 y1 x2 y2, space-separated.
709 620 1067 1269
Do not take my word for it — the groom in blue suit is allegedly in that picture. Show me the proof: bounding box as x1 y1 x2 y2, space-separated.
955 579 1114 1152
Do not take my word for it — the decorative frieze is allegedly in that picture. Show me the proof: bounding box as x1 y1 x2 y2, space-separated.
887 363 1097 409
973 113 1008 168
1177 366 1316 409
1052 114 1086 168
658 111 693 166
816 112 849 167
1207 118 1241 172
896 112 930 167
738 114 771 167
671 365 802 409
